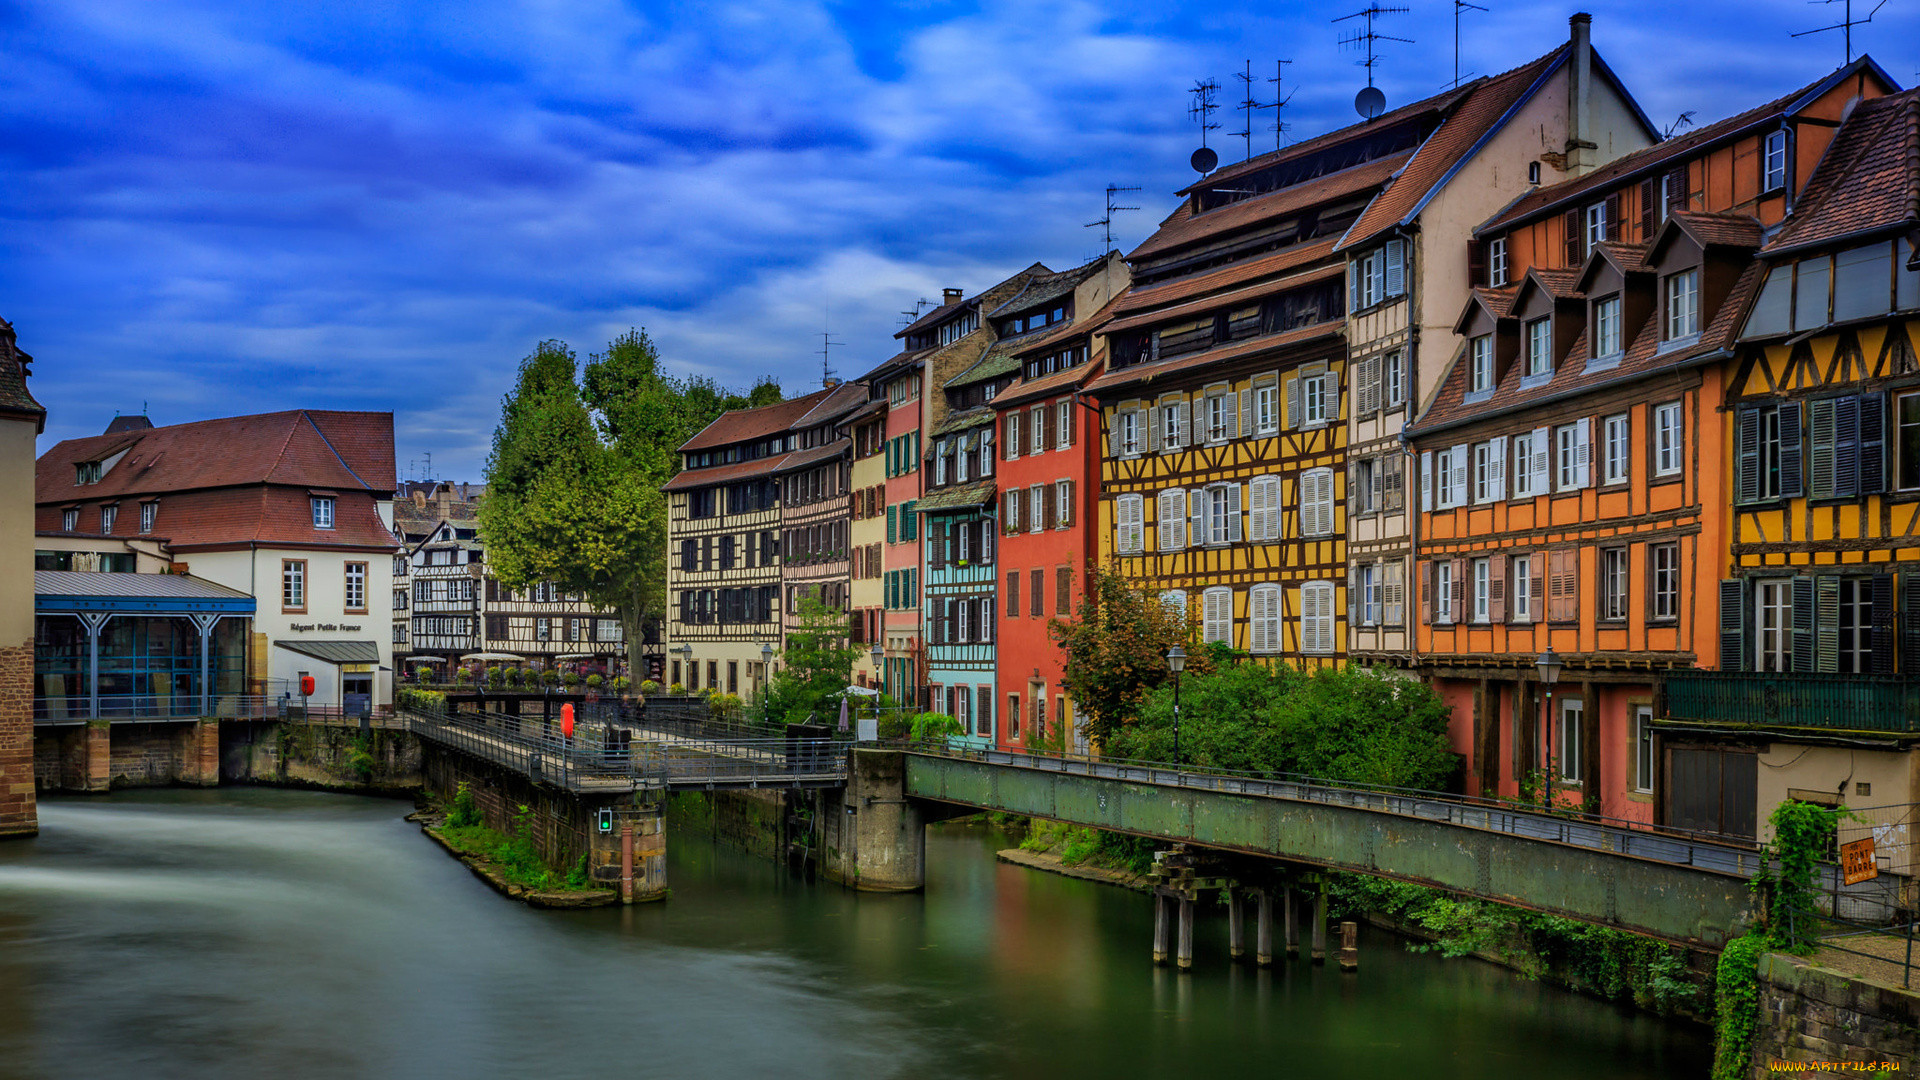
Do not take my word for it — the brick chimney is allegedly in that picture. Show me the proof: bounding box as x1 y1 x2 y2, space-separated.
943 288 964 305
1565 13 1596 174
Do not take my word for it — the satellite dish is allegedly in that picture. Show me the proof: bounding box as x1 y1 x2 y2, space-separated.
1355 86 1387 120
1189 146 1218 174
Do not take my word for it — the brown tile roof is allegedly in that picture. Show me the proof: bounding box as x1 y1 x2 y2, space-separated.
660 453 793 492
1128 152 1413 262
1415 261 1764 436
791 381 868 430
36 485 400 552
895 299 968 340
1767 87 1920 253
0 318 45 423
1113 237 1341 316
772 439 848 475
1176 89 1466 199
1591 241 1652 275
988 261 1105 318
1452 284 1521 335
35 410 395 505
1478 59 1888 237
993 361 1100 410
1337 47 1569 251
1102 265 1345 337
1084 320 1344 399
858 346 929 384
1669 210 1766 250
678 387 834 451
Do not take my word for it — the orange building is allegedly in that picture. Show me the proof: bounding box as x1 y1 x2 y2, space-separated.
1407 59 1895 829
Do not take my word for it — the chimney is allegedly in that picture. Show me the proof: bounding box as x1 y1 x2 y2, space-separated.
943 288 964 305
1565 13 1595 174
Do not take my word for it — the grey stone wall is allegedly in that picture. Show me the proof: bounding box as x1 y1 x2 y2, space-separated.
1752 951 1920 1076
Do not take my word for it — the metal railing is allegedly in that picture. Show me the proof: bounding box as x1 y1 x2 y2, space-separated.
903 740 1775 879
1664 671 1920 734
34 694 395 725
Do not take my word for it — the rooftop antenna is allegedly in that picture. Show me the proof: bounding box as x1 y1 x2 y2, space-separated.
818 306 844 387
1260 60 1296 149
899 298 935 327
1188 77 1222 174
1335 4 1412 119
423 452 432 482
1231 61 1273 162
1086 184 1142 253
1664 111 1697 139
1453 1 1488 88
1791 0 1888 63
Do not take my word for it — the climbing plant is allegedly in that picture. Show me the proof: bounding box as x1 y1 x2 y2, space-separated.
1757 799 1839 952
1711 931 1768 1080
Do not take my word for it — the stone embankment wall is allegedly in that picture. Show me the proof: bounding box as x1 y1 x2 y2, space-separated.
32 719 417 793
667 790 789 860
0 641 35 837
220 720 421 791
33 720 220 790
1751 952 1920 1076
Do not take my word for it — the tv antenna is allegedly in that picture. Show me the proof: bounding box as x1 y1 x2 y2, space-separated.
1664 111 1697 139
1791 0 1888 63
818 311 844 387
1335 5 1413 89
1231 61 1274 162
1260 60 1296 149
1086 184 1142 252
1188 78 1222 173
1453 1 1488 88
899 298 935 327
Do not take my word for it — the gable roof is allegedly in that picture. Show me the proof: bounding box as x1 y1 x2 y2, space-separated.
988 261 1106 319
0 317 44 425
1452 284 1520 335
1577 241 1654 290
1127 152 1413 263
1765 87 1920 254
678 387 834 452
1648 211 1767 261
35 410 395 505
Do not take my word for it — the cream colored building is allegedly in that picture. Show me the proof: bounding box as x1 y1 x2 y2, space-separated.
0 318 44 837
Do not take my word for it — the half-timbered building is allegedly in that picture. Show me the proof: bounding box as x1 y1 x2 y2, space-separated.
776 382 866 702
843 400 888 688
992 252 1128 753
1663 87 1920 828
664 389 834 695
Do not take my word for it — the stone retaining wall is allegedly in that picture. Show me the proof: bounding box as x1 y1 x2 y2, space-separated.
1752 951 1920 1076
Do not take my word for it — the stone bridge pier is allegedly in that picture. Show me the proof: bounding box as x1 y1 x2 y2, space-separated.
817 749 968 892
421 741 667 902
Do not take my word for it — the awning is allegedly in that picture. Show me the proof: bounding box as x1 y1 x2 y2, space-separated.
401 655 448 663
460 652 525 662
275 640 380 665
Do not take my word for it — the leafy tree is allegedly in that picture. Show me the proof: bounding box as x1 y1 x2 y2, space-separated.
759 596 860 725
1048 565 1212 746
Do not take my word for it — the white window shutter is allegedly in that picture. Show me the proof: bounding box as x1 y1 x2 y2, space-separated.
1385 239 1406 296
1349 260 1362 307
1488 435 1507 502
1228 484 1243 543
1248 478 1266 541
1419 451 1432 512
1268 476 1284 540
1239 388 1251 438
1324 373 1340 425
1176 400 1191 447
1157 490 1177 551
1189 489 1206 547
1318 471 1335 535
1225 393 1240 439
1574 417 1592 488
1449 443 1469 508
1147 407 1162 453
1286 377 1301 429
1530 426 1551 494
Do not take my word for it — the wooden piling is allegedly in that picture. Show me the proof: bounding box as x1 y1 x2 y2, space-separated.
1176 896 1194 972
1311 881 1328 964
1255 889 1273 967
620 819 634 904
1227 888 1245 962
1339 920 1359 971
1153 892 1169 966
1283 886 1299 959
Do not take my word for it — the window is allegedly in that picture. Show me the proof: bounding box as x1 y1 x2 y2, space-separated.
1435 560 1454 622
1633 705 1655 794
1029 485 1045 534
1302 373 1328 425
1763 129 1787 192
1599 547 1628 621
1654 402 1684 477
1603 414 1630 484
100 505 117 533
1300 469 1333 537
1030 407 1047 455
1756 580 1791 672
344 563 367 612
1584 202 1608 252
1249 583 1281 652
1205 388 1234 442
1114 494 1144 555
1808 394 1886 499
1512 555 1532 621
1161 590 1187 622
1512 433 1536 498
1300 581 1335 653
1559 699 1584 782
282 559 307 611
1664 269 1699 340
393 623 408 644
1118 409 1140 455
311 497 335 529
1202 586 1232 645
1555 421 1590 491
1489 238 1508 287
1593 295 1621 359
1358 564 1379 626
75 461 101 485
1353 457 1378 515
1255 382 1278 433
1736 402 1801 503
1057 565 1072 616
1651 543 1679 621
61 508 77 531
1471 440 1506 504
1468 335 1493 396
1383 561 1405 626
1056 401 1073 450
1160 399 1186 450
1248 475 1282 541
1055 480 1072 528
1472 558 1490 622
139 502 157 533
1383 350 1405 408
1525 317 1553 379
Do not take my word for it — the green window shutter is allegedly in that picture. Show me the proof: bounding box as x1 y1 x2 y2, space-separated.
1778 401 1805 498
1719 579 1750 671
887 505 897 544
1862 392 1888 495
1834 395 1861 497
1814 575 1840 672
1872 574 1897 674
1791 576 1815 672
1736 407 1760 504
1902 573 1920 675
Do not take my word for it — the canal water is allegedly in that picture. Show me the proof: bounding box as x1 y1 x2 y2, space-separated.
0 789 1710 1078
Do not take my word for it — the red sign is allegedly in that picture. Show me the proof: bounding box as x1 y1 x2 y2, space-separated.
1842 837 1879 886
561 703 575 739
299 675 315 697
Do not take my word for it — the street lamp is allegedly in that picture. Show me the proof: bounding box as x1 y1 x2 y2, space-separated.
1166 645 1187 769
1535 648 1562 809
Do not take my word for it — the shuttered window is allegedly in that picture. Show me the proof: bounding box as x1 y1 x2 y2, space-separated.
1157 489 1185 551
1249 583 1281 653
1202 586 1233 645
1808 393 1886 499
1300 581 1335 653
1249 475 1281 541
1735 402 1804 503
1114 494 1144 554
1301 468 1335 536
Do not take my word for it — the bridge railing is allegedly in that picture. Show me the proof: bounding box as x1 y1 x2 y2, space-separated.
900 738 1776 879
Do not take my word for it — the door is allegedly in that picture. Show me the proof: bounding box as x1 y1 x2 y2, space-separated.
342 675 373 716
1666 747 1758 838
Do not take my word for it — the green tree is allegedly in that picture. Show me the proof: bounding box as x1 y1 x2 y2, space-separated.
1048 565 1212 746
760 596 860 725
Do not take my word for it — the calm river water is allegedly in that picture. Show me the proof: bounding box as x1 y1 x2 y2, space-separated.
0 789 1709 1078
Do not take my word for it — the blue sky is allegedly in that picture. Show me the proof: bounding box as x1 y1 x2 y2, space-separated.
5 0 1915 480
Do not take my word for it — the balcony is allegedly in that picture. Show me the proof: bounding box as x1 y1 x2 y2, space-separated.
1662 671 1920 735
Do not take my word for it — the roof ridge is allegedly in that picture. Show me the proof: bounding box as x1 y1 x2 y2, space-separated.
302 411 374 492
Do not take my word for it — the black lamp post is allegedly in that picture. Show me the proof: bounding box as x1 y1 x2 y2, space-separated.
1166 645 1187 769
1535 648 1563 809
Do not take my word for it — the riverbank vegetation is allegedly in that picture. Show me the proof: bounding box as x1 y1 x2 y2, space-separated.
428 783 597 893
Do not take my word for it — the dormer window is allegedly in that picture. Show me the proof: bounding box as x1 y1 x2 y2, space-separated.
1664 269 1699 341
312 496 336 529
100 505 117 534
1468 335 1494 396
140 502 157 534
75 461 100 485
1585 203 1609 252
1351 240 1407 309
1593 295 1622 359
62 508 78 531
1525 317 1553 379
1763 130 1788 192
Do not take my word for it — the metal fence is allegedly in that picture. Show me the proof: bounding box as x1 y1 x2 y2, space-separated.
35 693 395 726
1664 671 1920 734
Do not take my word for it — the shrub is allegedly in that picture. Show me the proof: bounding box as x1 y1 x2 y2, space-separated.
709 692 744 722
910 712 962 742
668 683 684 695
541 669 560 686
413 665 433 683
485 666 505 688
877 710 912 740
446 781 481 828
563 671 580 688
586 673 604 689
454 667 474 686
397 686 447 716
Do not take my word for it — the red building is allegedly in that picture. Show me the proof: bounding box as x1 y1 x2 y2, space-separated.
992 253 1128 753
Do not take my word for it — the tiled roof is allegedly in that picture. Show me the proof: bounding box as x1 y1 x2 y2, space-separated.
1101 265 1344 337
772 439 848 474
1591 241 1652 275
1415 261 1764 435
1521 267 1586 303
35 410 396 504
1085 319 1344 398
791 381 868 430
660 453 792 492
945 341 1021 389
0 317 45 422
1479 59 1888 236
1337 46 1570 251
930 406 994 438
913 479 996 513
858 347 929 383
1767 87 1920 253
34 570 252 602
37 485 400 551
1114 237 1341 316
1128 152 1413 262
1175 88 1465 199
993 360 1101 410
988 261 1106 318
678 387 834 452
1668 211 1766 250
895 299 968 340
